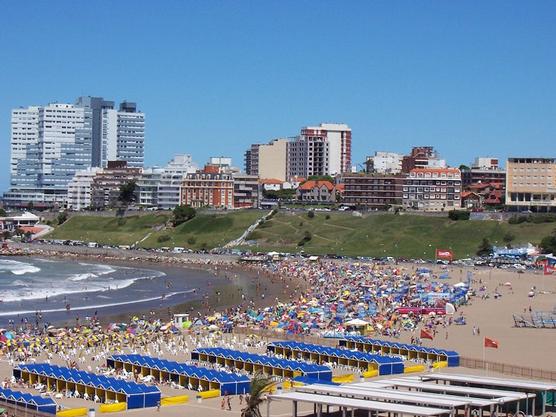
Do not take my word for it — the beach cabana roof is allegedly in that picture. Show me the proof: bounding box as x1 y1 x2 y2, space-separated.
192 347 332 378
339 336 460 366
267 341 404 375
13 363 160 409
0 387 57 414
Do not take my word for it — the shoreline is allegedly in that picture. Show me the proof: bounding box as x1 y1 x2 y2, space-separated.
0 244 303 327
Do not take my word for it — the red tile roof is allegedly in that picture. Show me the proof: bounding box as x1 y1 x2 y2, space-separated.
260 178 284 184
298 180 335 191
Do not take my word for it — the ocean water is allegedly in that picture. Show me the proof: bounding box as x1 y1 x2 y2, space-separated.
0 256 218 324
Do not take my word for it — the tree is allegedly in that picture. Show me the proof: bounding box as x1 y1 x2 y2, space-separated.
0 208 6 217
119 180 137 204
172 205 196 226
307 210 315 219
57 211 68 225
476 238 493 257
459 164 470 171
502 232 515 247
241 373 276 417
540 229 556 254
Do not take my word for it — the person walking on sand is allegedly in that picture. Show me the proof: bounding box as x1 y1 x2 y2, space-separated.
227 395 232 411
221 396 225 410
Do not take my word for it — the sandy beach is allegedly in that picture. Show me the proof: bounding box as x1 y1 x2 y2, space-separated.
0 243 555 417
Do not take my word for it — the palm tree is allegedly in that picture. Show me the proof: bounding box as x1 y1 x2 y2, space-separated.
241 373 276 417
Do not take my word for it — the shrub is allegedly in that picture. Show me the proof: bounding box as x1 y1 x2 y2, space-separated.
157 234 171 243
325 214 331 220
57 211 69 225
508 215 527 224
298 230 312 246
448 210 470 221
187 237 197 245
540 229 556 254
476 238 493 256
117 217 127 226
307 210 315 219
172 205 196 226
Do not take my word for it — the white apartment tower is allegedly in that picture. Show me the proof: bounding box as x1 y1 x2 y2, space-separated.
6 103 92 207
101 101 145 168
288 123 351 178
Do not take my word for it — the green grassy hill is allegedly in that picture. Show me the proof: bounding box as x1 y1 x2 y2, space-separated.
246 212 549 258
48 210 264 249
141 210 263 250
47 210 550 257
47 213 171 246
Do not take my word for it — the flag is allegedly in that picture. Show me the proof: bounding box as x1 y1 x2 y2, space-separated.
484 337 499 349
420 328 434 340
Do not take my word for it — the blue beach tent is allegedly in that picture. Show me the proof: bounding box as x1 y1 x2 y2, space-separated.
267 341 404 376
108 354 250 395
192 347 333 382
339 335 460 366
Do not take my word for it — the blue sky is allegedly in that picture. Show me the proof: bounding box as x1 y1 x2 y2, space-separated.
1 1 555 191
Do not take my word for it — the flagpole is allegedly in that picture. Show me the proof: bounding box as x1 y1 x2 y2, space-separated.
483 338 487 376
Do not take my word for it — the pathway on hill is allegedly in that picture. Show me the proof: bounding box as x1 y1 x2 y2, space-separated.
223 210 273 248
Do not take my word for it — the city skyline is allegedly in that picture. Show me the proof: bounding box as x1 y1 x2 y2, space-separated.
1 1 556 192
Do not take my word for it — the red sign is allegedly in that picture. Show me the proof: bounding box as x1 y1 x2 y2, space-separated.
544 260 556 275
436 249 454 261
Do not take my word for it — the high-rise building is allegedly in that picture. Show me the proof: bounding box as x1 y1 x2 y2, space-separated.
402 167 461 212
75 96 114 167
5 103 93 208
288 123 351 178
505 158 556 212
365 152 404 174
245 138 288 181
101 101 145 168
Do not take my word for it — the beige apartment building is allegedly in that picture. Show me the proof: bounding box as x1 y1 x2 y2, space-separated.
505 157 556 212
245 138 288 181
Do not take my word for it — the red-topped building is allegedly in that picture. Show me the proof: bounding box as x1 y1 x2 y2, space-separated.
181 164 234 209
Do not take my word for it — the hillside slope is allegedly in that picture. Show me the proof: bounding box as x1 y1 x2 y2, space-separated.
246 212 549 258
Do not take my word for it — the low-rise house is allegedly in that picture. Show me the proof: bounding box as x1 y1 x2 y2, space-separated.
296 180 341 203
